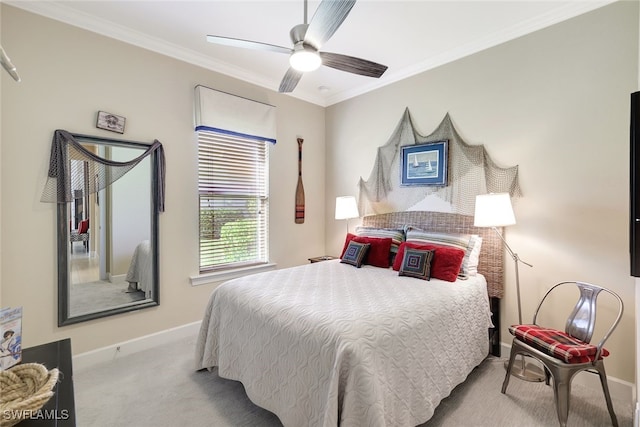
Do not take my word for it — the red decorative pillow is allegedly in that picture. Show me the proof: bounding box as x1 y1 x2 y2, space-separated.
340 234 357 258
393 242 464 282
340 234 392 268
78 219 89 234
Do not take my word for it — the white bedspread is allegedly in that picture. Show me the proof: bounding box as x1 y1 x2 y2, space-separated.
195 260 492 427
125 240 153 297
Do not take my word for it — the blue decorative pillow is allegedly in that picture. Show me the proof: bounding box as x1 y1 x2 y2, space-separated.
398 248 434 280
340 241 370 268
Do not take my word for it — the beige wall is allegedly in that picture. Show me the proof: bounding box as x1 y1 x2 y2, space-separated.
1 0 637 387
326 2 638 383
0 5 325 354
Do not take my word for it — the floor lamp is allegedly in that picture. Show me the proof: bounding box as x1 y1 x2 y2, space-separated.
335 196 359 234
474 193 544 382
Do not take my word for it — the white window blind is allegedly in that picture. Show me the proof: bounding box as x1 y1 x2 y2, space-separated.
198 130 269 272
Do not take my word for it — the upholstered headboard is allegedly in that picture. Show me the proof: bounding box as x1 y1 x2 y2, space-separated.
361 211 504 298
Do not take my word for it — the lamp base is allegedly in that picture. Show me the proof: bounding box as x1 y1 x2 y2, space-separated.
504 355 545 382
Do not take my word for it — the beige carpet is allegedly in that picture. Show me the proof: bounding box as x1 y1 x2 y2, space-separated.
74 334 633 427
69 280 145 317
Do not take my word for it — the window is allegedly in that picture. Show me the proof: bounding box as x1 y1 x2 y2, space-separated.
198 130 269 272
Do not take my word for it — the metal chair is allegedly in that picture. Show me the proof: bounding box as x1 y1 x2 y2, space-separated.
501 281 623 427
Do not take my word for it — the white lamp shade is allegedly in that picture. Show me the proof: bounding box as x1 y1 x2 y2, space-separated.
290 49 321 72
474 193 516 227
335 196 359 220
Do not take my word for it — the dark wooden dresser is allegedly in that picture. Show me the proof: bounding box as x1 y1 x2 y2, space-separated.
17 338 76 426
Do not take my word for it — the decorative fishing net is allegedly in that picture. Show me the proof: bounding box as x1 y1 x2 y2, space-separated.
40 130 165 212
358 109 521 216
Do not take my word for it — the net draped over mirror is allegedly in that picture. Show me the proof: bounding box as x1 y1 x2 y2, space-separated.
358 109 522 216
41 130 165 212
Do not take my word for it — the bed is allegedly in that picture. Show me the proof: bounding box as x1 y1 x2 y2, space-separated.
125 240 153 298
195 211 504 427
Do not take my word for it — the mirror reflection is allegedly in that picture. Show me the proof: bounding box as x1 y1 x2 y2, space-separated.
58 135 159 325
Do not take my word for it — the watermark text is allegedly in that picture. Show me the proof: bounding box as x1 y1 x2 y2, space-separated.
2 409 70 421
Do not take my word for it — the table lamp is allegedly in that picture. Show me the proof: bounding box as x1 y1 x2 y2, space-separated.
335 196 359 234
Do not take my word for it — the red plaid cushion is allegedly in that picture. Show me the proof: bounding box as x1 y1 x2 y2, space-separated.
509 324 609 364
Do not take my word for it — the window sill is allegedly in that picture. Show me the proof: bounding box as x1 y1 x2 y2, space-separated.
190 262 277 286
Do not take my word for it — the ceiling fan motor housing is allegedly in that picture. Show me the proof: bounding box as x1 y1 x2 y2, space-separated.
290 24 311 46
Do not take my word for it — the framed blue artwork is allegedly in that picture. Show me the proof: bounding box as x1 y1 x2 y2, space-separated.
400 140 448 186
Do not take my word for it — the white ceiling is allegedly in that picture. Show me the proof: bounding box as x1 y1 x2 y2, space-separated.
7 0 614 106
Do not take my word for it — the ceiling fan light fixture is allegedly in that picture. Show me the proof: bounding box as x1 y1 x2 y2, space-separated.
290 45 321 72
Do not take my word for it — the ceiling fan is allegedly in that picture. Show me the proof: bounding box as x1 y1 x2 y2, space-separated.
206 0 387 93
0 46 21 82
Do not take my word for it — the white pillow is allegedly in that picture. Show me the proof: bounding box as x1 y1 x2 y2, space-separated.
464 235 482 276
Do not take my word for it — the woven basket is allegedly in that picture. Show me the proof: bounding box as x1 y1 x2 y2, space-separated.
0 363 59 427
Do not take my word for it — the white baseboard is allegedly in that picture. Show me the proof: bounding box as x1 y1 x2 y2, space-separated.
500 342 633 406
73 321 201 372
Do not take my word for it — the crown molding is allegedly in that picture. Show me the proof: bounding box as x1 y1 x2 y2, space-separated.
4 0 615 108
3 0 326 105
324 0 615 106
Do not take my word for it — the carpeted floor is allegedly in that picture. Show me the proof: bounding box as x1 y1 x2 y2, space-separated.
69 280 145 317
74 334 633 427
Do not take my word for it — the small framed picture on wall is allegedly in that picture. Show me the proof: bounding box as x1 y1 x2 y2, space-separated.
400 140 448 186
96 111 126 134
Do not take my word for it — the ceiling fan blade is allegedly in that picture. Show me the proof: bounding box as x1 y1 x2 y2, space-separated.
304 0 356 49
279 68 304 93
319 52 387 78
206 35 291 55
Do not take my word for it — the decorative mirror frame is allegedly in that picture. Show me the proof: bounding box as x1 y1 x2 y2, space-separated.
57 132 160 326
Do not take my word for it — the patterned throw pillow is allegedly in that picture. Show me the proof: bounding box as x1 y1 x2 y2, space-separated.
398 248 434 280
393 242 465 282
340 234 393 268
340 241 370 268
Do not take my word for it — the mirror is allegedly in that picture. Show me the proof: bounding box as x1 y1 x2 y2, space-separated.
57 134 159 325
